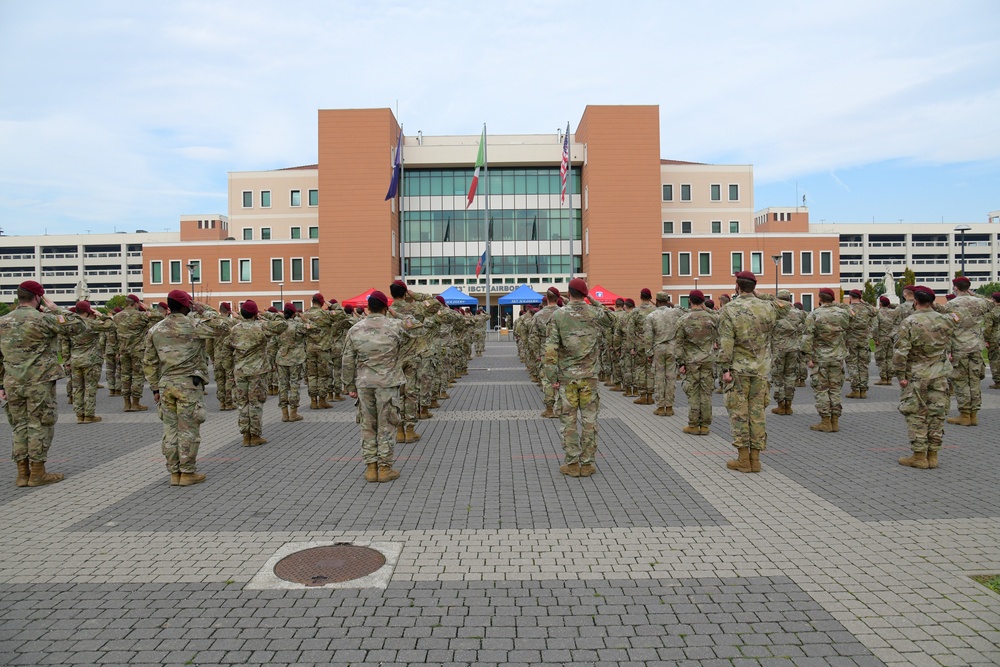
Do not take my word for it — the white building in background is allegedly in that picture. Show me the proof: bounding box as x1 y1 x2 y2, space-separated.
809 218 1000 295
0 231 181 306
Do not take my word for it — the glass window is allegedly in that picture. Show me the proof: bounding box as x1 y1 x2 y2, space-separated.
821 251 833 274
782 251 793 275
679 252 691 276
711 184 721 201
169 260 181 283
661 253 671 276
150 261 162 284
219 259 231 283
293 300 304 311
239 259 251 282
802 293 814 311
291 258 303 281
729 184 739 201
711 221 721 234
801 251 813 275
308 189 318 206
189 260 200 283
271 301 282 310
729 221 739 233
242 191 252 208
682 221 692 234
308 226 319 239
261 228 271 240
680 184 691 201
662 221 673 234
699 252 711 276
662 184 673 201
271 258 282 282
261 191 271 208
290 190 301 207
310 257 319 280
680 295 690 308
731 252 743 274
242 228 252 240
290 227 301 239
751 252 763 274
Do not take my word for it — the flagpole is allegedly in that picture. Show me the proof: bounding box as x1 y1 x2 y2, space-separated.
399 124 405 280
483 123 491 331
565 121 573 282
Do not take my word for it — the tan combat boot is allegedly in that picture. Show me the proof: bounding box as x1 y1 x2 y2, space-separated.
970 411 978 426
439 390 449 399
132 398 149 411
332 392 345 402
898 450 928 469
429 399 441 409
170 472 181 486
364 463 378 482
926 450 939 469
405 425 421 442
281 406 290 422
418 408 432 420
830 415 839 432
310 396 319 410
860 389 867 398
85 415 102 423
317 396 332 409
749 449 761 473
579 463 597 477
654 407 668 416
27 461 64 486
611 384 623 392
682 424 700 434
378 465 400 482
845 389 861 399
726 447 751 473
77 414 87 423
559 462 581 477
632 393 644 404
809 416 834 432
396 424 406 443
248 434 268 446
15 460 30 487
540 405 555 418
784 401 793 415
699 425 711 435
770 402 786 415
664 406 674 416
946 412 972 426
242 434 251 446
178 471 206 486
123 397 134 412
288 406 303 422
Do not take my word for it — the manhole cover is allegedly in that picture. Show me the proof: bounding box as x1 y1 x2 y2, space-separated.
273 545 386 586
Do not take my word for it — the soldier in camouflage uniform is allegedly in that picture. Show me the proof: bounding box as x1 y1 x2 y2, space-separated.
986 292 1000 389
626 289 656 404
644 292 682 416
388 281 442 441
717 272 787 474
802 288 851 433
265 306 281 395
70 301 115 424
793 301 809 387
1 281 85 487
343 290 423 483
942 276 993 426
212 303 237 411
894 285 955 469
275 303 309 423
145 290 229 486
543 278 613 478
521 308 539 382
328 299 351 402
770 290 806 415
676 290 719 435
531 287 562 418
114 294 151 412
302 293 338 410
872 296 899 385
103 308 121 395
228 300 288 445
845 289 877 398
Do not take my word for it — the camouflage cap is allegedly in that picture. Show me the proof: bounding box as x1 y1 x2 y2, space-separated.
655 291 670 302
777 289 792 300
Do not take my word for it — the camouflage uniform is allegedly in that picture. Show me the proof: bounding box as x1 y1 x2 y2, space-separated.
103 324 120 395
644 300 682 411
609 308 628 389
113 303 151 407
211 314 237 409
872 305 899 384
275 317 309 414
770 298 806 407
229 317 288 439
802 303 850 422
60 331 74 401
0 305 83 466
302 305 343 405
676 307 719 431
543 298 614 470
845 300 877 394
144 309 229 477
626 301 656 396
329 313 353 399
530 303 559 413
942 292 992 421
70 314 115 420
893 308 955 458
985 305 1000 388
391 292 441 424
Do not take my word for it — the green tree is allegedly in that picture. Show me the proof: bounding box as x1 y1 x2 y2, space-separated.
897 267 917 299
99 294 128 315
861 280 877 305
975 281 1000 297
0 301 11 317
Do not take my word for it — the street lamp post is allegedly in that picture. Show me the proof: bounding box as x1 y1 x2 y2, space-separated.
954 224 971 277
186 262 197 299
279 283 284 306
771 254 781 296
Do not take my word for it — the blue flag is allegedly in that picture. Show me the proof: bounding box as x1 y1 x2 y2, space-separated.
475 249 487 277
384 130 402 201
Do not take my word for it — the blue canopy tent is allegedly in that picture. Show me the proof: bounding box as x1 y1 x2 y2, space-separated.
438 286 478 307
497 284 543 305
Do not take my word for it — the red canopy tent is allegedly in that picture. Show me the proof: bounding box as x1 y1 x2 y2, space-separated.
588 284 622 306
341 288 393 310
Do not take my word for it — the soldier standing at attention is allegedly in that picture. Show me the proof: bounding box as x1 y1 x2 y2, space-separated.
894 285 955 469
770 290 806 416
802 287 851 433
943 276 993 426
626 288 656 405
275 303 309 423
388 281 440 440
228 300 288 446
606 298 626 390
342 290 422 483
328 299 351 402
212 303 237 411
303 293 336 410
543 278 613 478
114 294 151 412
717 271 786 474
985 292 1000 389
845 289 877 399
70 301 115 424
872 296 899 385
103 308 121 396
0 280 84 487
793 301 809 387
531 287 562 418
644 291 682 416
676 290 719 435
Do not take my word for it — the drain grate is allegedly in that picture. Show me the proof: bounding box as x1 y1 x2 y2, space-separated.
273 544 386 586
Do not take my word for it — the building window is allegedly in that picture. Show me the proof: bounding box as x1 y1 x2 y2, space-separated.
801 293 814 311
731 252 743 274
662 221 673 234
291 258 303 282
680 184 691 201
801 251 813 275
308 189 318 206
820 251 833 275
310 257 319 281
781 251 793 275
679 295 690 308
392 230 396 258
661 253 671 276
150 261 162 284
292 300 304 311
261 191 271 208
308 226 319 239
261 228 271 240
751 251 763 274
271 258 283 282
291 227 301 239
242 228 253 240
681 221 692 234
169 260 182 284
219 259 232 283
710 184 721 201
271 300 282 310
679 252 691 276
711 221 721 234
698 252 711 276
729 184 739 201
729 220 739 233
290 190 301 207
662 184 673 201
242 191 252 208
189 260 201 283
239 259 251 282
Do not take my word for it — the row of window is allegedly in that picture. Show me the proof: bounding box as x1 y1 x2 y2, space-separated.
240 226 320 241
664 221 741 235
403 210 583 244
241 189 319 209
404 255 583 277
661 250 834 277
403 168 581 198
149 258 320 285
662 183 740 203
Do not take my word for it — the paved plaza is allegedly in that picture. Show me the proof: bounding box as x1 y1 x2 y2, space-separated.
2 340 1000 666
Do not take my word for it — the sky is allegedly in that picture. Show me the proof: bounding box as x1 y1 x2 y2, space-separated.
1 0 998 236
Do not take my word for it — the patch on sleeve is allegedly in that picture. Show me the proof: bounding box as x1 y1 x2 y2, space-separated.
951 313 960 323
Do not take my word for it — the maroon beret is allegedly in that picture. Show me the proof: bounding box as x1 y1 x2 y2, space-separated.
793 302 803 309
267 306 278 313
219 301 231 311
946 293 956 301
126 294 141 304
689 289 705 300
952 276 971 286
167 289 192 308
902 284 915 292
734 271 757 283
568 278 588 296
19 280 44 297
547 286 560 297
241 299 258 316
328 298 338 305
68 306 77 313
640 288 652 299
313 292 325 303
368 290 389 308
344 305 355 314
435 295 446 305
625 298 635 307
392 279 407 289
912 286 935 297
704 299 715 309
818 287 835 298
284 302 296 313
849 289 862 298
113 306 123 313
879 296 890 305
992 292 1000 301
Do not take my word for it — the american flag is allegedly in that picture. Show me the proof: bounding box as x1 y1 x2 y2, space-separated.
559 122 570 204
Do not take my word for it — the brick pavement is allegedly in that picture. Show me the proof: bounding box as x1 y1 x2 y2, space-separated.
1 341 999 666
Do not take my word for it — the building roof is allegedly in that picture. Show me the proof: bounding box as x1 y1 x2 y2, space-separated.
660 159 706 165
276 164 319 171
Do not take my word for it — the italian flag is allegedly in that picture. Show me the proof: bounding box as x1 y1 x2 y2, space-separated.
466 127 485 209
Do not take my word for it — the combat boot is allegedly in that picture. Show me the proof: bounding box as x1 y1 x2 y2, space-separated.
664 406 674 416
310 396 319 410
540 405 555 418
248 434 268 446
559 463 581 477
860 389 868 399
654 406 668 416
771 401 786 415
132 398 149 412
377 466 400 482
429 399 441 409
332 392 345 402
699 426 711 435
288 406 303 422
418 408 432 420
396 424 406 443
439 391 449 399
796 379 806 387
749 449 761 473
178 472 206 486
15 460 29 488
830 415 839 432
726 447 751 473
845 389 861 399
85 415 102 424
405 424 421 442
946 412 972 426
123 397 134 412
809 416 834 432
77 414 87 423
990 383 1000 390
579 463 597 477
316 396 332 409
364 463 378 482
970 411 978 426
27 461 64 486
170 472 181 486
898 450 928 469
281 406 290 422
926 450 939 469
784 401 793 415
682 424 701 434
611 384 623 392
242 434 251 446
